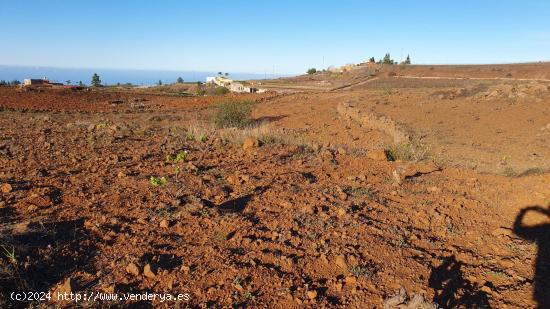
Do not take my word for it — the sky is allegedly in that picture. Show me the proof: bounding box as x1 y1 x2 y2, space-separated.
1 0 549 74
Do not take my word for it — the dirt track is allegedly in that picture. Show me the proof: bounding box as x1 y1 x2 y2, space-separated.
1 64 549 308
395 75 550 83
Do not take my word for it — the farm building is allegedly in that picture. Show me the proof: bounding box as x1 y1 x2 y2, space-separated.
228 82 259 93
206 76 264 93
23 78 47 86
23 78 64 87
206 76 232 87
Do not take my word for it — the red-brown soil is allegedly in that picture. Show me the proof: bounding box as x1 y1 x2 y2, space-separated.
252 62 550 92
254 78 550 175
0 64 549 308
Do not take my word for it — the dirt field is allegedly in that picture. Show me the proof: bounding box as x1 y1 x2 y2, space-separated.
1 64 549 308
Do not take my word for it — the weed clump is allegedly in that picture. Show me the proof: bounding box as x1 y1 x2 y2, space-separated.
150 176 167 187
165 151 188 163
213 100 254 129
349 265 374 278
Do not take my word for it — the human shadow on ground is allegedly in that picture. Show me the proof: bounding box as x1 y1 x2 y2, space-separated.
0 219 96 308
513 205 550 309
428 255 491 308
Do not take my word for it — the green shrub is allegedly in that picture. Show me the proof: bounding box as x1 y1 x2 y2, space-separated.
213 100 253 129
307 68 317 74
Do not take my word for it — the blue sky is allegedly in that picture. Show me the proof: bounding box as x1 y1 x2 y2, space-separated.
1 0 549 74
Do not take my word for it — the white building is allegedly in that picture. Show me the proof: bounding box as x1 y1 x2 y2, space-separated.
206 76 232 87
206 76 264 93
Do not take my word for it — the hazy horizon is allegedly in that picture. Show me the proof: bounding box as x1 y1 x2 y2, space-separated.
0 65 288 85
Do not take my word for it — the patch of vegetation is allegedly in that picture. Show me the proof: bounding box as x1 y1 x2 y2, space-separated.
214 86 230 96
517 167 547 177
349 264 375 278
344 186 376 199
165 151 188 163
502 166 517 178
199 135 208 142
150 176 167 187
385 142 426 162
199 208 210 218
447 222 460 235
391 235 408 248
213 100 254 129
307 68 317 74
1 245 17 265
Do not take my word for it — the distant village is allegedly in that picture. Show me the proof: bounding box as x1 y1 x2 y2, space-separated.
1 74 269 94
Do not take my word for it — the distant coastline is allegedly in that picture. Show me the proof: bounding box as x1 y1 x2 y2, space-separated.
0 65 289 86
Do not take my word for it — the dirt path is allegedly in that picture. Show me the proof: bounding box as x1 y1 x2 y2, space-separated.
330 77 379 91
394 75 550 83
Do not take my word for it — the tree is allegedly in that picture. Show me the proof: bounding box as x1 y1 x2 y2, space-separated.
0 80 6 86
91 73 101 87
369 57 375 63
218 72 222 76
176 77 184 83
404 54 411 65
78 81 84 87
224 72 229 77
382 53 394 65
65 80 71 85
157 80 163 86
307 68 317 75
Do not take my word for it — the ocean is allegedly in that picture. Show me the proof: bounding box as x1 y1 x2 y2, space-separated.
0 65 286 86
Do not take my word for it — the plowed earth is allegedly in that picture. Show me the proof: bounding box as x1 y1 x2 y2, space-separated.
0 75 549 309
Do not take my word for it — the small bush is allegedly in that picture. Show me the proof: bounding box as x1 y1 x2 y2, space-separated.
213 100 253 129
307 68 317 75
213 86 230 95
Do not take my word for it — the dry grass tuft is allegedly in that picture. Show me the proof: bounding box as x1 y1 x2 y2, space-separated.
185 119 312 149
385 140 428 162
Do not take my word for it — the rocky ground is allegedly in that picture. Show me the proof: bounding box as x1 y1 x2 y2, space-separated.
0 72 549 308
